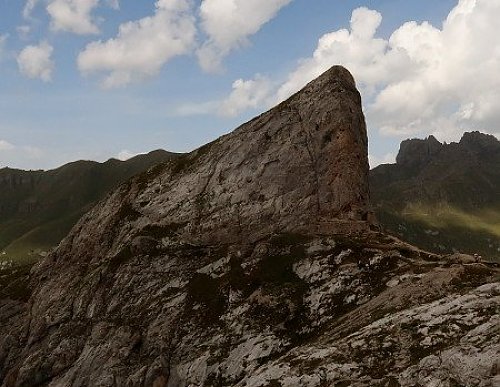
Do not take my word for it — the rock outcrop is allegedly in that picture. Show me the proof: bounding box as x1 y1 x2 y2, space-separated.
396 135 443 169
1 67 499 387
460 131 500 155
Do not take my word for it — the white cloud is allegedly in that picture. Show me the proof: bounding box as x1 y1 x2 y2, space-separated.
369 152 396 168
373 0 500 140
0 140 15 151
274 7 412 103
197 0 292 72
116 150 137 161
47 0 100 35
17 41 55 82
269 1 500 142
23 0 40 19
219 75 272 116
24 0 117 34
78 0 196 88
173 75 272 117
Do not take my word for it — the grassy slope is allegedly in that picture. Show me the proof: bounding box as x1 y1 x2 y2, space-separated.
3 210 85 264
371 133 500 261
377 204 500 261
0 150 179 264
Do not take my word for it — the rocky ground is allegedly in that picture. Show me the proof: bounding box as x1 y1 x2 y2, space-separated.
2 232 499 386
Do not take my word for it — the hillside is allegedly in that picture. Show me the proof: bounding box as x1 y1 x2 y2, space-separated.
370 132 500 261
1 66 499 386
0 150 179 263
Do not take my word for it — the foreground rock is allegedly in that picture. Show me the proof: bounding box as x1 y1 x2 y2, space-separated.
1 66 499 386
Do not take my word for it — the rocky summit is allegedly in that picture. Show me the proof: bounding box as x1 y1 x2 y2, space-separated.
1 66 500 387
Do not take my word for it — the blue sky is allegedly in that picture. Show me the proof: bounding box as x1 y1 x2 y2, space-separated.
0 0 498 170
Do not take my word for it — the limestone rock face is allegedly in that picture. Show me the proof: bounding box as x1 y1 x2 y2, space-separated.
33 65 369 269
93 65 368 248
1 67 499 387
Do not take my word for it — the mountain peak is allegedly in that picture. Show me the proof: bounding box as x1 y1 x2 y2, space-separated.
395 131 500 169
459 131 500 153
88 64 369 246
396 135 443 167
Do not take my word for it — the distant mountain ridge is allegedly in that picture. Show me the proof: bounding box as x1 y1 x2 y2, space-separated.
370 131 500 260
0 149 179 262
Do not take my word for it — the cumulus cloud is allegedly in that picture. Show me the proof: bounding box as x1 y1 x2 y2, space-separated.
173 75 271 117
197 0 292 72
17 41 55 82
219 75 272 116
78 0 196 88
47 0 101 35
24 0 117 34
221 1 500 143
278 1 500 140
274 7 413 102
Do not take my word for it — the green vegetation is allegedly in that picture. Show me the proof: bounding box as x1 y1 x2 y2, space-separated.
2 209 84 264
0 263 31 301
377 204 500 261
371 132 500 261
0 150 178 265
402 203 500 237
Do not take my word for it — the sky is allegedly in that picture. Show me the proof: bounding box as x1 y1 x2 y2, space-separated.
0 0 499 170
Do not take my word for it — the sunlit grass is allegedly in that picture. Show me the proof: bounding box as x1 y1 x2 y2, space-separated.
0 212 81 265
402 203 500 238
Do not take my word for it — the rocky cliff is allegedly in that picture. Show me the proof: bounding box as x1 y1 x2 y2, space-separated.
396 135 443 169
1 67 499 387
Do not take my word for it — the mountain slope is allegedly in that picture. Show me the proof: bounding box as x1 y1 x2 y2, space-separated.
0 150 179 262
370 132 500 261
1 67 499 387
